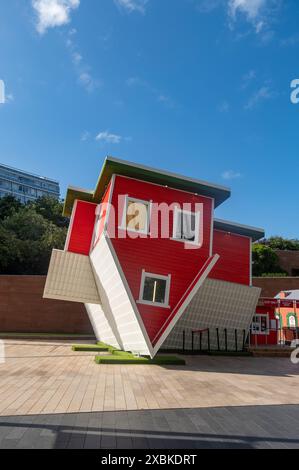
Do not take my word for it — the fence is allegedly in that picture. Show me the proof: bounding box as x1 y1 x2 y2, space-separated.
250 326 299 348
169 327 248 354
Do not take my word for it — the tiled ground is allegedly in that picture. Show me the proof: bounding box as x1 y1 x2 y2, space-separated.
0 406 299 449
0 340 299 448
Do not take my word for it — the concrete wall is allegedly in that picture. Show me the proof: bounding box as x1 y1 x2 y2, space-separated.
0 275 93 334
253 277 299 298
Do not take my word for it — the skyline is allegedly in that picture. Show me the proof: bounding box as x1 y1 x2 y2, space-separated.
0 0 299 238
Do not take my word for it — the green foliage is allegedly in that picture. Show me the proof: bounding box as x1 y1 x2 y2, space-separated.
0 195 68 275
260 273 288 278
0 195 22 220
94 354 186 365
261 236 299 251
29 196 69 228
252 244 287 277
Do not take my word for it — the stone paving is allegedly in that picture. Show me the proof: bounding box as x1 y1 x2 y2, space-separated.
0 340 299 448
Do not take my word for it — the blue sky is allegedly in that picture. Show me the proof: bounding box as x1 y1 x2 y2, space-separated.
0 0 299 237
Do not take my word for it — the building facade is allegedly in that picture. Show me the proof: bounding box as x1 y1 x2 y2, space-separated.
43 157 264 357
0 163 60 203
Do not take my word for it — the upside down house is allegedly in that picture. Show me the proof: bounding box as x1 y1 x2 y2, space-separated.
43 157 264 357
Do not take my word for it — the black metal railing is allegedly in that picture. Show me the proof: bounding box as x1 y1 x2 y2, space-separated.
189 327 247 353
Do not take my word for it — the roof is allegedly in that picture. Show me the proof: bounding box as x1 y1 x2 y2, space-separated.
0 162 59 184
214 218 265 241
275 290 299 300
63 156 231 216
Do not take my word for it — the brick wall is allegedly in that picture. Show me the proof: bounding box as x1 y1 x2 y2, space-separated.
276 250 299 276
253 277 299 298
0 276 93 334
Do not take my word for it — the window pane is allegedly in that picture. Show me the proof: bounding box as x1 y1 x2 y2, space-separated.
182 212 196 241
143 277 167 304
175 210 196 242
126 200 148 232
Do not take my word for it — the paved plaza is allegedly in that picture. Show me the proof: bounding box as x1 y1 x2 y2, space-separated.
0 340 299 448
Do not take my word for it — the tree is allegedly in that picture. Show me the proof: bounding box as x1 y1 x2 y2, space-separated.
261 236 299 251
252 243 287 277
29 196 69 228
0 195 22 220
0 196 68 275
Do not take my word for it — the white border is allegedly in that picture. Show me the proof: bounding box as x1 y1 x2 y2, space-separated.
171 207 201 246
119 195 152 235
251 313 269 335
138 270 171 308
64 199 78 250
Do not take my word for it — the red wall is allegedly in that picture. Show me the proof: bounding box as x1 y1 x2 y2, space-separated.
209 230 251 286
67 200 97 255
250 306 278 346
107 175 214 345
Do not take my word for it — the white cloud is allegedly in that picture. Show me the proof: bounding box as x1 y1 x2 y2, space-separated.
244 85 274 109
96 131 122 144
126 76 176 108
218 100 230 113
241 69 256 89
222 170 242 180
32 0 80 34
114 0 148 14
66 29 101 92
195 0 280 35
78 72 100 93
81 131 90 142
228 0 280 33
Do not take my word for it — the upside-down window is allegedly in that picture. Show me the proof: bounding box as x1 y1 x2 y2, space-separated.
251 314 269 335
138 271 171 308
121 197 151 234
172 208 200 245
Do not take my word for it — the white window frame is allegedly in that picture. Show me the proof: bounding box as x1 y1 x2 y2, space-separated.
251 314 269 335
171 207 201 246
137 270 171 308
91 204 106 250
119 196 151 235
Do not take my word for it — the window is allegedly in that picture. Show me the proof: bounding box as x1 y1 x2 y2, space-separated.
121 196 151 234
138 271 171 308
172 207 200 245
287 313 297 328
251 314 269 335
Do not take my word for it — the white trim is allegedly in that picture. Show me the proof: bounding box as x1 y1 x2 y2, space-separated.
104 235 154 357
104 174 116 233
251 313 269 335
152 254 220 356
171 207 201 246
119 195 151 235
64 199 78 250
209 199 214 257
250 237 252 287
138 270 171 308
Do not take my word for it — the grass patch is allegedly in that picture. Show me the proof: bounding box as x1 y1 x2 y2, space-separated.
72 344 109 352
95 354 185 365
